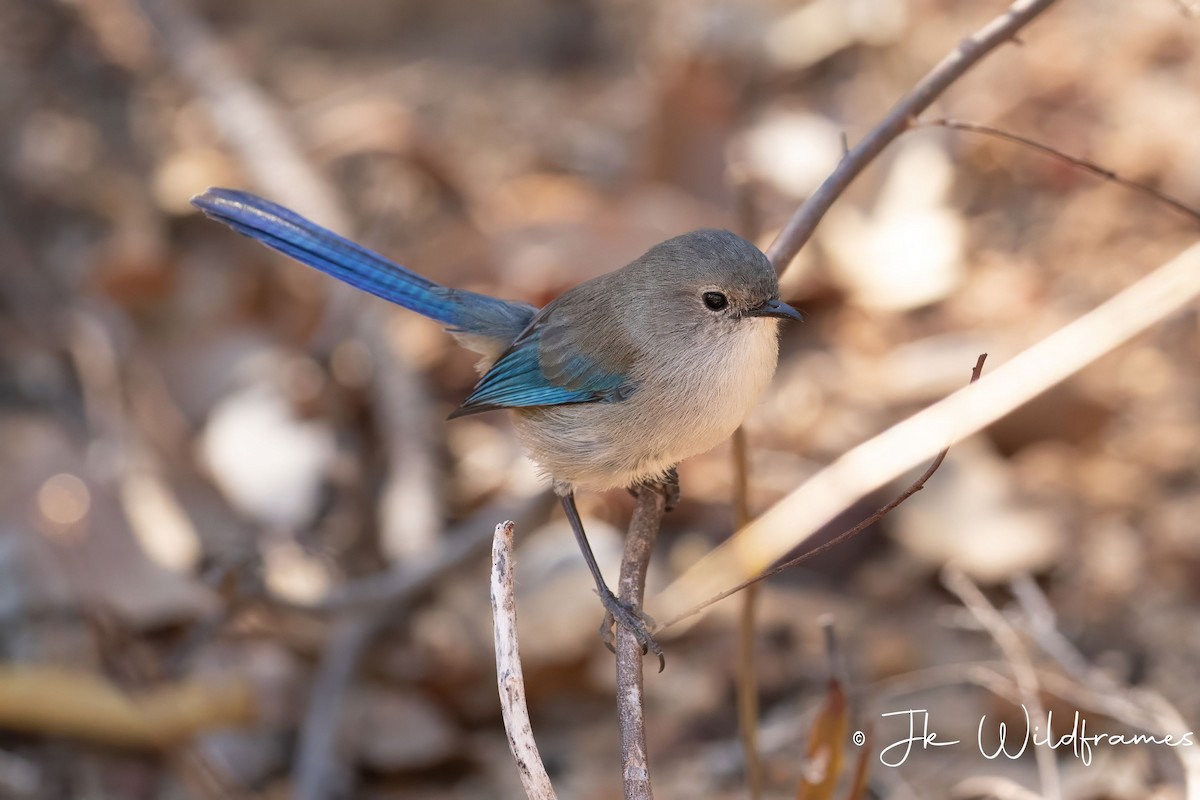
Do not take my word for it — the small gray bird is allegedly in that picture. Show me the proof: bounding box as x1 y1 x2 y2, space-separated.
193 188 802 668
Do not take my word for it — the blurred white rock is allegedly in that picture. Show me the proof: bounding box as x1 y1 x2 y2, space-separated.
262 538 333 604
766 0 908 71
892 437 1065 583
200 383 336 530
824 139 966 311
740 110 844 200
120 457 202 573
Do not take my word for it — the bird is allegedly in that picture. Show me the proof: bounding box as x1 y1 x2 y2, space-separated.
191 187 802 670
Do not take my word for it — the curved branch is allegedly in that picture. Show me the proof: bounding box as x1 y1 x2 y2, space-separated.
766 0 1063 274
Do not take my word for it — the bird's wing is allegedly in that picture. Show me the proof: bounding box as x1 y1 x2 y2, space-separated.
450 302 637 417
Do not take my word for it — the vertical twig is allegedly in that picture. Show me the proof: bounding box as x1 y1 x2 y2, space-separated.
615 487 667 800
491 521 558 800
732 428 764 800
730 165 765 800
287 498 554 796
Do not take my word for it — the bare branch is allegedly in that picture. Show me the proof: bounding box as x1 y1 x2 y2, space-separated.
766 0 1062 274
289 505 560 798
921 118 1200 225
616 488 667 800
732 428 764 800
491 522 557 800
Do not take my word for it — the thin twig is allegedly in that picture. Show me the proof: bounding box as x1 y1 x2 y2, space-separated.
732 430 765 800
942 567 1062 800
820 617 845 689
285 497 552 798
616 487 667 800
730 169 765 800
490 521 557 800
1009 577 1200 798
921 118 1200 225
765 0 1062 274
1007 575 1095 681
658 355 986 630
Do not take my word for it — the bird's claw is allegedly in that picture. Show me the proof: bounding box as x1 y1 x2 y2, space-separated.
598 590 665 672
660 467 680 511
626 466 680 512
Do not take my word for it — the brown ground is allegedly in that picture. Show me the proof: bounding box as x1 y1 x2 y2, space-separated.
1 0 1198 798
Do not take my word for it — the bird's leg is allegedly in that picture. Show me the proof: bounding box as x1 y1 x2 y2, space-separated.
560 491 665 671
625 465 680 511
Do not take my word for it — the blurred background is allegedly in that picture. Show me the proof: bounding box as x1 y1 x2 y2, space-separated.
1 0 1199 797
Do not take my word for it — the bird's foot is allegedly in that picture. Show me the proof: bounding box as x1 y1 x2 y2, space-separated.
658 466 680 511
598 588 665 672
626 466 680 511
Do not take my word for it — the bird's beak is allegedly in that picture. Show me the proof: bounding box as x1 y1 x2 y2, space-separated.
745 298 804 321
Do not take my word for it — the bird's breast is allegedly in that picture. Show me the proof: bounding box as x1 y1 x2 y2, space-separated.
649 317 780 458
512 318 780 491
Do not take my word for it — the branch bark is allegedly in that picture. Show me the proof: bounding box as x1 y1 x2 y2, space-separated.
615 487 667 800
491 521 557 800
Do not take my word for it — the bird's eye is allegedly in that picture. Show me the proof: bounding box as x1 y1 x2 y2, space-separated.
702 292 728 311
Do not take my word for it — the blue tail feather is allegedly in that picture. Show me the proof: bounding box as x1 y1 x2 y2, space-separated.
191 188 534 340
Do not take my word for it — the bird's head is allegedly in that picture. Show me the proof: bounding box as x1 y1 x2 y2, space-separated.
636 229 803 335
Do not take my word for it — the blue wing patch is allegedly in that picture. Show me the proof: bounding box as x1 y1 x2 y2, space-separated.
450 328 633 417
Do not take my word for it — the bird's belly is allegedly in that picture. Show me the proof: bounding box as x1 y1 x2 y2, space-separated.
513 320 779 491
